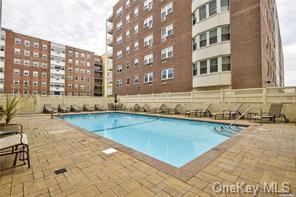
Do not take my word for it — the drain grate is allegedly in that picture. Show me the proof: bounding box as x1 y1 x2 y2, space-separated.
54 168 67 175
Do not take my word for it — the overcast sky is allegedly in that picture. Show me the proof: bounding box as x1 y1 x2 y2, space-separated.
1 0 296 85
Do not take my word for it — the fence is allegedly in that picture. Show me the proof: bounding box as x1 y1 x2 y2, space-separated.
119 86 296 105
0 86 295 121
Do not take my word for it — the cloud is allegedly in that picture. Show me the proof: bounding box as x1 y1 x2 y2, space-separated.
276 0 296 86
2 0 117 55
2 0 296 85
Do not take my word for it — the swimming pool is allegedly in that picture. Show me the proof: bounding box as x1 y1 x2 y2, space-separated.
61 112 237 168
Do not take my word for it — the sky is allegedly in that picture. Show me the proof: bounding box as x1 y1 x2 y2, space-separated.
1 0 296 86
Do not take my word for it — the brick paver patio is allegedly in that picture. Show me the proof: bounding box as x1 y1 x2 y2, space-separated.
0 114 295 196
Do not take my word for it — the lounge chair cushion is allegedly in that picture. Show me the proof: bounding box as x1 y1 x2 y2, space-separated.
0 133 28 149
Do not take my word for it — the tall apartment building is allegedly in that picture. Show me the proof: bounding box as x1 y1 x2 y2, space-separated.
192 0 284 90
1 28 104 96
94 55 104 96
108 0 193 95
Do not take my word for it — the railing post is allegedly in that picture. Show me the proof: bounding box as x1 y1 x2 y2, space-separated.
152 93 154 105
191 91 194 104
220 89 224 103
35 94 40 113
263 88 267 104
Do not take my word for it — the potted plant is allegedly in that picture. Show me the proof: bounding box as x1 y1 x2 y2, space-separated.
2 95 22 125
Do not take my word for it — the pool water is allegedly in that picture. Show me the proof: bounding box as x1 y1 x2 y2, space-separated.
61 113 231 168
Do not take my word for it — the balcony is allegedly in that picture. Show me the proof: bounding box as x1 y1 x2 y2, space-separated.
107 24 113 34
50 78 65 84
193 72 231 88
107 49 113 58
50 86 65 92
50 69 65 75
107 36 113 46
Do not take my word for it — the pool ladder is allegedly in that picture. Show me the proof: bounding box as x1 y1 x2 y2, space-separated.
213 106 263 137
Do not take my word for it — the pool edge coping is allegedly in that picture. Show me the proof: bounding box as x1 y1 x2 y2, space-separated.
57 111 257 182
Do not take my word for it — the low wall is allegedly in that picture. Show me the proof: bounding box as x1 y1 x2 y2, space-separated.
0 86 295 122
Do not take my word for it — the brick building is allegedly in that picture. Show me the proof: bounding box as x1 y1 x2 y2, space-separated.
192 0 284 90
0 28 104 96
108 0 193 95
108 0 284 95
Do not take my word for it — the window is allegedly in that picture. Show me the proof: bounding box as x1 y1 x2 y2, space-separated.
116 36 123 45
134 24 139 34
134 58 139 67
222 56 231 71
200 60 207 74
144 72 153 83
68 59 73 64
42 63 47 68
15 38 21 44
126 78 130 86
144 0 153 11
199 5 207 21
14 48 21 55
42 54 47 60
193 37 197 50
144 16 153 29
42 91 47 95
116 7 123 17
192 63 198 76
23 80 29 87
221 0 230 11
33 71 39 77
14 58 21 65
86 62 90 67
116 51 122 59
144 34 153 47
24 60 30 66
161 2 173 21
68 50 73 56
24 40 30 47
161 68 174 80
126 46 130 54
144 54 153 65
199 33 207 47
42 72 47 77
126 30 130 38
126 62 130 69
221 26 230 41
161 46 173 59
33 62 39 67
33 52 39 58
13 89 19 95
116 80 122 87
42 44 48 50
209 29 217 44
33 42 39 48
14 69 20 76
33 81 38 86
209 0 217 16
24 50 30 57
23 89 29 95
134 7 139 17
75 52 79 58
126 15 130 24
75 60 79 65
116 65 123 73
210 58 218 73
33 90 38 95
161 24 173 41
13 80 19 86
134 41 139 51
24 70 30 77
126 0 130 8
134 75 139 84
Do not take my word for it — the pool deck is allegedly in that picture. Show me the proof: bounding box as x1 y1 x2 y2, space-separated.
1 112 296 196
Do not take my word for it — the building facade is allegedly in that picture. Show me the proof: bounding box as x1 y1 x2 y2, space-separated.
109 0 193 95
192 0 284 90
1 28 104 96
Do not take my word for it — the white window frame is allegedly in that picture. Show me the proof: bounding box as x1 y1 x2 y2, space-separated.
144 72 153 83
161 68 174 80
161 46 173 60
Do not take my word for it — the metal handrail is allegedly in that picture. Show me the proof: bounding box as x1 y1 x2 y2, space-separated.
230 106 263 126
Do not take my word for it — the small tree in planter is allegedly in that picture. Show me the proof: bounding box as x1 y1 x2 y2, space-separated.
2 96 22 125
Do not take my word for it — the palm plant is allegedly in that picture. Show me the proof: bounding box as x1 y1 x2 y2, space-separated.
2 96 22 125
